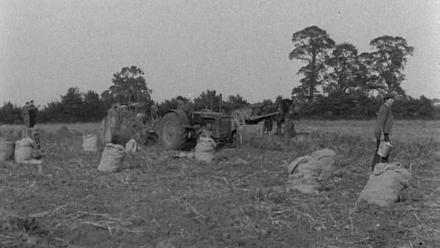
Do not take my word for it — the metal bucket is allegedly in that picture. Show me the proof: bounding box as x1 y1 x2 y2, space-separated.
377 141 393 157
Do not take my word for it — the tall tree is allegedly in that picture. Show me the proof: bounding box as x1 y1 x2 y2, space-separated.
83 90 106 122
222 94 248 112
324 43 359 94
355 52 381 95
0 102 22 124
193 90 221 111
369 36 414 95
60 87 84 122
101 66 152 105
289 26 335 102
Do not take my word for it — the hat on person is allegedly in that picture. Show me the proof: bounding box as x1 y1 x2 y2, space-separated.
383 93 396 100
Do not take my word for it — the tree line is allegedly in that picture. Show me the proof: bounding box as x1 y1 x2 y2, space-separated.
1 25 439 124
0 86 437 125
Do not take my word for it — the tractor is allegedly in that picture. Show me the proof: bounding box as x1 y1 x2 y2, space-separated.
158 109 236 150
101 103 158 147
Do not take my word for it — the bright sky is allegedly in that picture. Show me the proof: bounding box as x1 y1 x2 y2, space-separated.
1 0 439 107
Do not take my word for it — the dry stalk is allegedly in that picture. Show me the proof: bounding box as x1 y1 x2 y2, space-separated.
29 203 71 218
80 221 116 236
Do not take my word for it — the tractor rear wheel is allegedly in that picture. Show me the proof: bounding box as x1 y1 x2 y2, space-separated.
159 112 187 150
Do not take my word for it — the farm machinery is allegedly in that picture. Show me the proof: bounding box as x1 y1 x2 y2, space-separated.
101 101 284 150
230 103 280 143
158 103 281 150
101 103 158 147
158 109 233 150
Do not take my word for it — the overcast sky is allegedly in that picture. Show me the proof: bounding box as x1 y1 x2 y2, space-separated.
1 0 439 107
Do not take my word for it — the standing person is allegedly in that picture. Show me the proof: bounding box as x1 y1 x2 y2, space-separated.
29 100 39 128
371 93 395 171
176 96 193 116
151 103 158 120
284 108 297 146
22 102 31 129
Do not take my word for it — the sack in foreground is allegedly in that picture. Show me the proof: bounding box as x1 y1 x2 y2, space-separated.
357 162 411 207
0 139 15 162
287 149 336 194
195 136 216 163
97 143 126 172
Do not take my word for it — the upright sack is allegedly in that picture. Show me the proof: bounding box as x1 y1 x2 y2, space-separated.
358 162 411 207
101 117 113 145
125 139 138 153
97 143 126 172
14 138 34 163
0 139 15 162
82 134 98 152
195 136 216 163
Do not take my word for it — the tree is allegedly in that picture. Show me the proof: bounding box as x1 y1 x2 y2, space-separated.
324 43 359 94
369 36 414 95
60 87 84 122
83 90 106 122
289 26 335 102
222 94 248 112
0 102 22 124
101 66 152 105
38 101 61 123
354 52 382 96
193 90 221 111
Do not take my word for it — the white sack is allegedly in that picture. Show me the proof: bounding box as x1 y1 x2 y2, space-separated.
195 136 216 163
125 139 138 153
82 134 98 152
14 138 34 163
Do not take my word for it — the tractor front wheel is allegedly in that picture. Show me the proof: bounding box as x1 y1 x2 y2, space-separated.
159 112 187 150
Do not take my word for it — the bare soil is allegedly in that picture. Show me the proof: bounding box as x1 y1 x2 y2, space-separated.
0 126 439 248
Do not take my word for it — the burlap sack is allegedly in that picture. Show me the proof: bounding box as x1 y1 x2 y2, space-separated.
287 149 336 194
97 144 126 172
14 138 34 163
195 136 216 163
101 117 112 145
0 139 15 162
82 134 98 152
358 162 411 207
310 149 336 180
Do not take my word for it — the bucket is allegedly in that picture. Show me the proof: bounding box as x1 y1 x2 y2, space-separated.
377 141 393 157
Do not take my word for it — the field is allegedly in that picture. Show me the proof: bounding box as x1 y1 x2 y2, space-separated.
0 120 439 248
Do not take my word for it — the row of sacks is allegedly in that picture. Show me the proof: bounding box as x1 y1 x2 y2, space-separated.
97 140 138 172
82 134 138 153
287 149 411 208
0 138 43 164
82 133 139 172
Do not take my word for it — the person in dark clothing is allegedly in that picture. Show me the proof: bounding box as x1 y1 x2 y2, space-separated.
23 102 31 129
29 100 40 128
371 93 395 171
176 96 193 117
284 108 297 146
